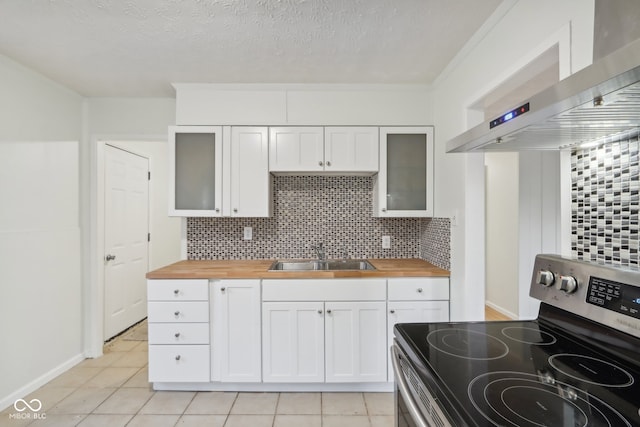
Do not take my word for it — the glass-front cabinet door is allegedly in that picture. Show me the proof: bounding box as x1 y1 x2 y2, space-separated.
169 126 223 216
374 127 434 217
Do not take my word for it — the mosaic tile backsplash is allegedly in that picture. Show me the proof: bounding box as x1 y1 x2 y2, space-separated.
187 176 451 270
571 132 640 266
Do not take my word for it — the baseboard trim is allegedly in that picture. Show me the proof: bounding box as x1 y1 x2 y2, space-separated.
0 353 85 412
485 301 517 320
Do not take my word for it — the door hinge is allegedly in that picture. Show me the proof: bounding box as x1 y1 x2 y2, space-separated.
148 233 151 242
148 171 151 180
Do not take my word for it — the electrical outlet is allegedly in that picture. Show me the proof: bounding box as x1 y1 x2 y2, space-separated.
244 226 253 240
451 209 459 227
382 235 391 249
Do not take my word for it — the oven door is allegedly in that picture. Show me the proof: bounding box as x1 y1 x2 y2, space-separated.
391 343 451 427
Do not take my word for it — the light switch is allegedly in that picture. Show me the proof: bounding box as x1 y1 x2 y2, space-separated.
382 235 391 249
244 226 253 240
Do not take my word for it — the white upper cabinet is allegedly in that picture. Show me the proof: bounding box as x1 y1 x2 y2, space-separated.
169 126 223 217
169 126 271 217
324 127 378 173
374 126 434 217
269 127 324 172
269 126 378 174
229 126 272 217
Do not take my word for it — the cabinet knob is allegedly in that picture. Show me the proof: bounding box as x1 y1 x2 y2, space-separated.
233 208 238 213
173 289 179 295
175 355 181 361
326 161 331 167
215 208 220 213
105 254 116 261
326 309 332 314
220 287 226 292
174 311 180 317
318 310 323 314
318 161 324 166
175 332 180 338
381 208 387 212
417 288 423 293
390 309 395 314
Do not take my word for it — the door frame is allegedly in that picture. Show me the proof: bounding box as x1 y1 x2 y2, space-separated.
86 135 163 357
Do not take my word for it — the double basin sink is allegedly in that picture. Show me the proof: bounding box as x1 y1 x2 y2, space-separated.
269 259 375 271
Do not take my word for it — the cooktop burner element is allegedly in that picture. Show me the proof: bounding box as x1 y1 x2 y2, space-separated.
548 354 635 387
501 326 557 345
426 328 509 360
468 372 632 427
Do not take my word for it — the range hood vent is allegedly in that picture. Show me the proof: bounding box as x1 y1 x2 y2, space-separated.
446 38 640 152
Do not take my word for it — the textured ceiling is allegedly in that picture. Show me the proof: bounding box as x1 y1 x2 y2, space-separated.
0 0 502 97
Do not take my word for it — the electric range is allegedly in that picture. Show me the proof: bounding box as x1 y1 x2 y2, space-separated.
392 254 640 427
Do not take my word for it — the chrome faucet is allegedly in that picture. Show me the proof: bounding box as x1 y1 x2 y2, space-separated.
312 243 327 261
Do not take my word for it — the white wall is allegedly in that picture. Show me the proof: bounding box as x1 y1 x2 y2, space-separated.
0 54 83 410
433 0 595 321
485 152 519 318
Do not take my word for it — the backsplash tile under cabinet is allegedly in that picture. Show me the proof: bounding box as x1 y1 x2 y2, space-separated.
187 175 452 268
187 176 422 260
571 132 640 266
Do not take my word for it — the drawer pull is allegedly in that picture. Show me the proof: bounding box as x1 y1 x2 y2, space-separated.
174 311 180 317
221 287 226 293
174 289 180 295
318 310 323 314
175 332 181 338
390 309 395 314
327 309 332 314
175 355 181 361
417 288 423 293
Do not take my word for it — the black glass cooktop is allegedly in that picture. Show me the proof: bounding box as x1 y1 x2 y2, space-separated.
395 315 640 427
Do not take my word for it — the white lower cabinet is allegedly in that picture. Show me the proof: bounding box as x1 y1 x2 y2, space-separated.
211 279 262 382
387 277 450 379
262 302 325 383
325 301 387 383
261 279 388 384
147 279 210 383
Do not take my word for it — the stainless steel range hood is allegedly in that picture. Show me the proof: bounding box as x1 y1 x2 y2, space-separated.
446 37 640 153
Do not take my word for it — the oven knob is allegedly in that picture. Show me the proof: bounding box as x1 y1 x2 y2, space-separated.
536 270 555 287
557 275 578 294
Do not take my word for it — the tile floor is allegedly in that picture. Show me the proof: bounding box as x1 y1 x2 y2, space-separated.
1 321 394 427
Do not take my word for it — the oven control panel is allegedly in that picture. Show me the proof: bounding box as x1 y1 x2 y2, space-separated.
586 276 640 319
530 254 640 338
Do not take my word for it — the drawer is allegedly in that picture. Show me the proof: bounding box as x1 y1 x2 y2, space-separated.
262 279 386 301
148 301 209 323
147 279 209 301
148 322 210 345
148 345 210 382
388 278 449 301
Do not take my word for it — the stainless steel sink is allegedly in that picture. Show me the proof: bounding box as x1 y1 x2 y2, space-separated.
268 259 376 271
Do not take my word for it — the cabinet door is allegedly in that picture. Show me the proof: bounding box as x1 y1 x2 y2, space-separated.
230 127 272 217
325 301 387 383
169 126 223 217
269 127 324 172
387 301 449 380
211 280 261 382
374 127 434 217
262 302 325 383
324 127 379 173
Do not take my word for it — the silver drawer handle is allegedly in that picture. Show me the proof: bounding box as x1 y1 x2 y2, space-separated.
175 355 181 361
175 332 180 338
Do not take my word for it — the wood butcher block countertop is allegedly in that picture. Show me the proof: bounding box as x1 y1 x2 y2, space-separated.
146 258 449 280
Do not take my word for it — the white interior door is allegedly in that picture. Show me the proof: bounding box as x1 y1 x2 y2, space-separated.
104 145 149 340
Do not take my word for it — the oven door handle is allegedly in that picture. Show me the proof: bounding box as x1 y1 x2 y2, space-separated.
391 345 431 427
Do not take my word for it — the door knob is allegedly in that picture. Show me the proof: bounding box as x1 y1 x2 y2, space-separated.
105 254 116 261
